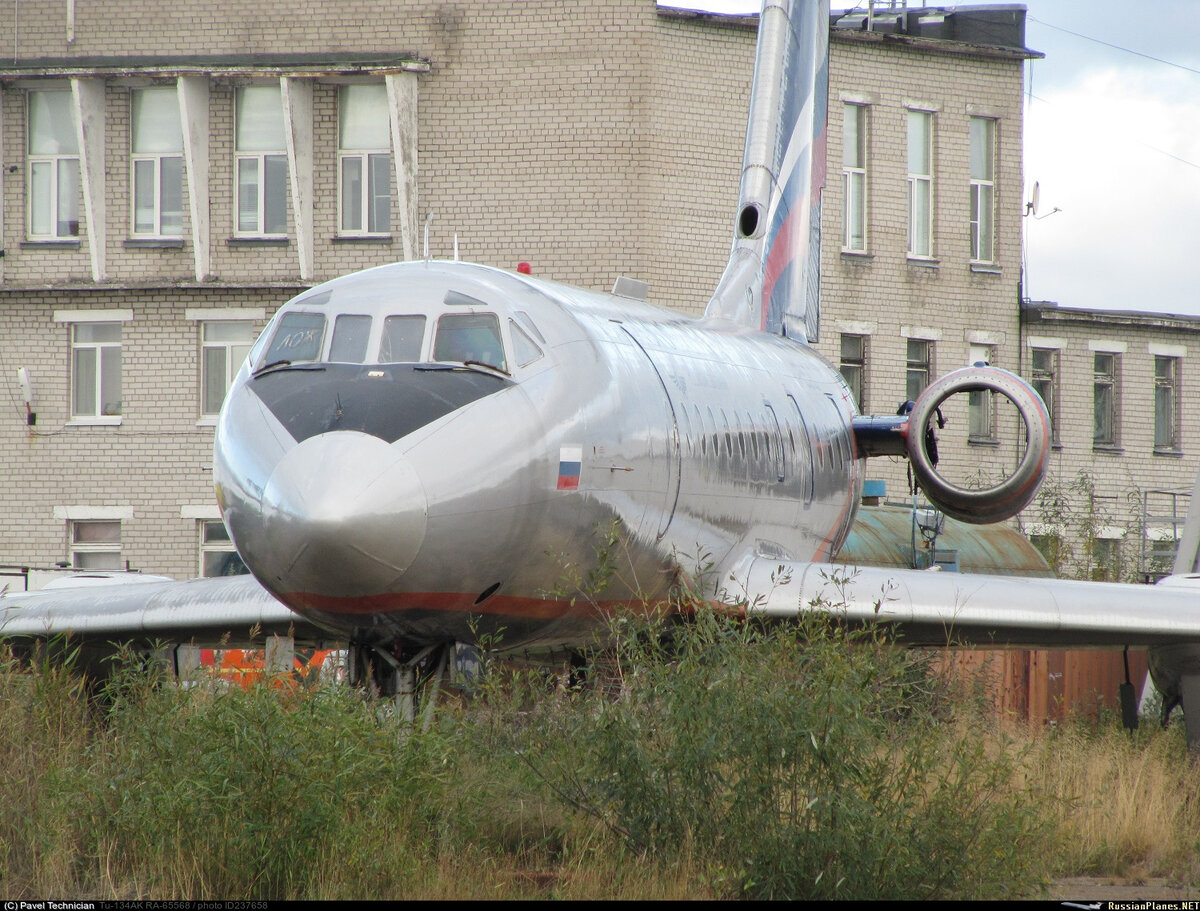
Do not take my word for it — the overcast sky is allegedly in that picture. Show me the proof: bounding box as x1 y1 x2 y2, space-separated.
660 1 1200 316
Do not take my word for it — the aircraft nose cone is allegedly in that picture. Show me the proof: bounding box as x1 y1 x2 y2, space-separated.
258 431 427 598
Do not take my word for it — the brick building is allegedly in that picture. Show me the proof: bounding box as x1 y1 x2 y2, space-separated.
0 1 1193 583
814 4 1033 537
813 6 1200 582
1018 302 1199 581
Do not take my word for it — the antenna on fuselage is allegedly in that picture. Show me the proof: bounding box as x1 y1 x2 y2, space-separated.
423 211 433 261
453 233 459 261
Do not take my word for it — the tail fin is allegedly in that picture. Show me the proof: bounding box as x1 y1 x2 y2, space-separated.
705 0 829 343
1172 462 1200 574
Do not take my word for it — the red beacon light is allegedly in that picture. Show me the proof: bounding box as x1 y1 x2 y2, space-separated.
516 262 532 275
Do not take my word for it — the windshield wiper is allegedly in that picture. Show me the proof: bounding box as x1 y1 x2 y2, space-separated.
413 361 511 378
462 360 511 377
252 360 327 379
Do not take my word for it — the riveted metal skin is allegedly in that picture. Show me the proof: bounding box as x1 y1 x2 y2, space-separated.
213 259 863 652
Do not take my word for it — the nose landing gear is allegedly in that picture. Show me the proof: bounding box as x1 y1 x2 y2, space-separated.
348 640 452 729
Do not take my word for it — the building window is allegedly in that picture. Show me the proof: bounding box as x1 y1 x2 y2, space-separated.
1030 347 1059 444
131 87 184 237
235 85 287 235
71 520 121 570
906 110 933 258
339 84 390 235
968 117 995 263
201 520 248 576
841 103 867 252
1029 532 1065 574
71 322 122 418
1090 536 1122 582
839 333 867 410
27 90 80 239
1154 355 1180 452
1093 352 1118 448
906 338 932 402
967 344 995 441
201 321 256 416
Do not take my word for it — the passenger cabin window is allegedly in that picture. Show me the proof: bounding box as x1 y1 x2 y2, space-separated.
434 313 507 373
328 314 372 363
262 311 325 365
380 315 426 362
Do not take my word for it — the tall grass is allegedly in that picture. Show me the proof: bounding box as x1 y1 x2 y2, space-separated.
1 614 1198 899
0 644 93 894
1028 722 1200 881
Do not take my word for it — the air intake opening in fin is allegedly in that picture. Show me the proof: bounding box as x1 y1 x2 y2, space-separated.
738 204 760 239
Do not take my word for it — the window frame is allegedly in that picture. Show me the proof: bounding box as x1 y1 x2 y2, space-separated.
905 338 932 402
1093 351 1119 449
1030 347 1060 446
906 109 934 260
130 86 185 239
200 519 248 577
967 343 996 443
1089 534 1123 582
1154 354 1181 453
337 84 391 237
839 333 867 411
200 320 256 418
27 89 81 241
841 102 868 253
70 321 122 422
234 85 288 237
968 116 996 264
70 519 122 571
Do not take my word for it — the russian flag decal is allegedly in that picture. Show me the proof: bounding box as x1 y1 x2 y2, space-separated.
557 445 582 490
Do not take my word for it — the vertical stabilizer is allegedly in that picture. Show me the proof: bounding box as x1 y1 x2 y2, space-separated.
705 0 829 342
1172 461 1200 575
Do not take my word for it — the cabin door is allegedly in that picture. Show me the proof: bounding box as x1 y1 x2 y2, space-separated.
619 327 681 541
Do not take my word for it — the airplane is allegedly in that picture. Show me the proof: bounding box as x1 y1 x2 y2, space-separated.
5 0 1200 742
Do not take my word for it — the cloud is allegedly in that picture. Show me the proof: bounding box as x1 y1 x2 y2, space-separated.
1024 69 1200 314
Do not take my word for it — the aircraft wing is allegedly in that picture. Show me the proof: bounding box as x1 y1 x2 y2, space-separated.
729 557 1200 649
0 574 331 648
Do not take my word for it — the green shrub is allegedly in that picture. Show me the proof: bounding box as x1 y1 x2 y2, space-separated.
61 658 452 899
490 594 1053 899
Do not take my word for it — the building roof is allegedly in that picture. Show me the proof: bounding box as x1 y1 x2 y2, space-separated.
1022 299 1200 333
659 3 1040 59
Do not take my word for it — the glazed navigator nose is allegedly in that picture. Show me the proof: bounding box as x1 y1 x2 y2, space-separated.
257 431 428 599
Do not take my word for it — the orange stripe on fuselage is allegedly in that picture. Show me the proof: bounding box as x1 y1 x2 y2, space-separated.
282 589 657 621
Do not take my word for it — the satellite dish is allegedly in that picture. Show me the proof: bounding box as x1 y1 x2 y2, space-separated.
1024 182 1061 220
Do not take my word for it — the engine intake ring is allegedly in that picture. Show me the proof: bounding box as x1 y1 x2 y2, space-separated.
907 366 1051 524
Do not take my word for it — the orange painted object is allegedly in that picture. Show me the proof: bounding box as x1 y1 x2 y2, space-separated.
198 647 336 688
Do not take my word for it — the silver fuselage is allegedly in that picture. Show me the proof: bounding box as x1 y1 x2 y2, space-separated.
214 260 862 651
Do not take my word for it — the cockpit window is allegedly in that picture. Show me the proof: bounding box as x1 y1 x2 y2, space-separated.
328 314 372 363
262 311 326 365
380 315 426 362
509 319 543 367
291 288 331 308
434 313 507 373
513 310 546 344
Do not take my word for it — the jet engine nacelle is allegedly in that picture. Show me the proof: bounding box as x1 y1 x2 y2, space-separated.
907 366 1051 525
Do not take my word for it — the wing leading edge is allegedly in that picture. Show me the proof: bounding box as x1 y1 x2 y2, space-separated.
729 557 1200 650
0 574 329 648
